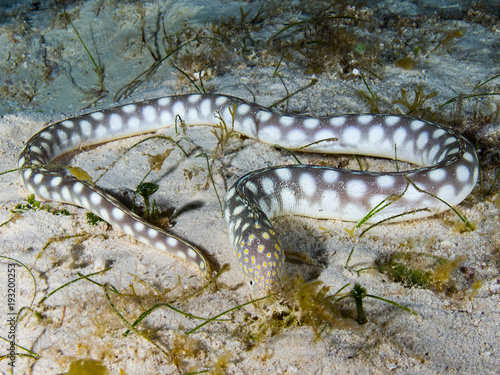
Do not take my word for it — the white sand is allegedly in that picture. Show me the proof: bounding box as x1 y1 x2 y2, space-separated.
0 1 499 374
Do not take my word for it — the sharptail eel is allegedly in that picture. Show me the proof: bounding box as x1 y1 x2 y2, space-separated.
18 94 479 295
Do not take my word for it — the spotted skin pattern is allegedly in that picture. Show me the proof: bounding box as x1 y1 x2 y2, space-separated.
18 94 479 295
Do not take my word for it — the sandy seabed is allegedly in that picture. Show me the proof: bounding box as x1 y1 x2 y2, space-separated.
0 1 499 374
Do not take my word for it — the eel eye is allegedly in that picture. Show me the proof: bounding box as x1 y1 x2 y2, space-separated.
249 280 254 286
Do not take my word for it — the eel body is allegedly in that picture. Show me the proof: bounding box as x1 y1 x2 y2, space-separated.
18 94 479 295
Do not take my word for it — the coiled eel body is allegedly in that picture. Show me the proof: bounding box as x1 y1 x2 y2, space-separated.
18 94 479 295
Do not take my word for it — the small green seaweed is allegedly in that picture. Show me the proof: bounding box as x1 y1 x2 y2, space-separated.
14 194 41 211
267 3 373 76
181 263 231 300
355 191 406 228
269 78 318 109
121 269 233 339
196 153 223 215
439 72 500 109
122 301 227 338
244 275 414 344
272 52 287 77
246 278 344 343
472 73 500 92
186 294 272 335
172 63 207 93
13 194 70 216
39 267 113 304
86 212 105 226
54 209 70 216
356 70 381 113
393 85 437 116
40 269 224 365
336 283 416 324
58 6 108 105
102 283 171 359
440 91 500 110
0 212 22 228
67 166 94 184
359 208 431 238
406 178 475 231
297 136 339 151
135 182 159 220
348 283 368 324
114 35 214 101
95 135 182 184
273 145 303 164
432 255 468 292
211 103 238 158
431 29 463 53
0 335 40 361
64 358 109 375
350 182 430 238
376 253 434 288
345 246 357 267
122 155 166 221
114 4 217 101
345 196 431 266
42 233 90 252
376 252 472 294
